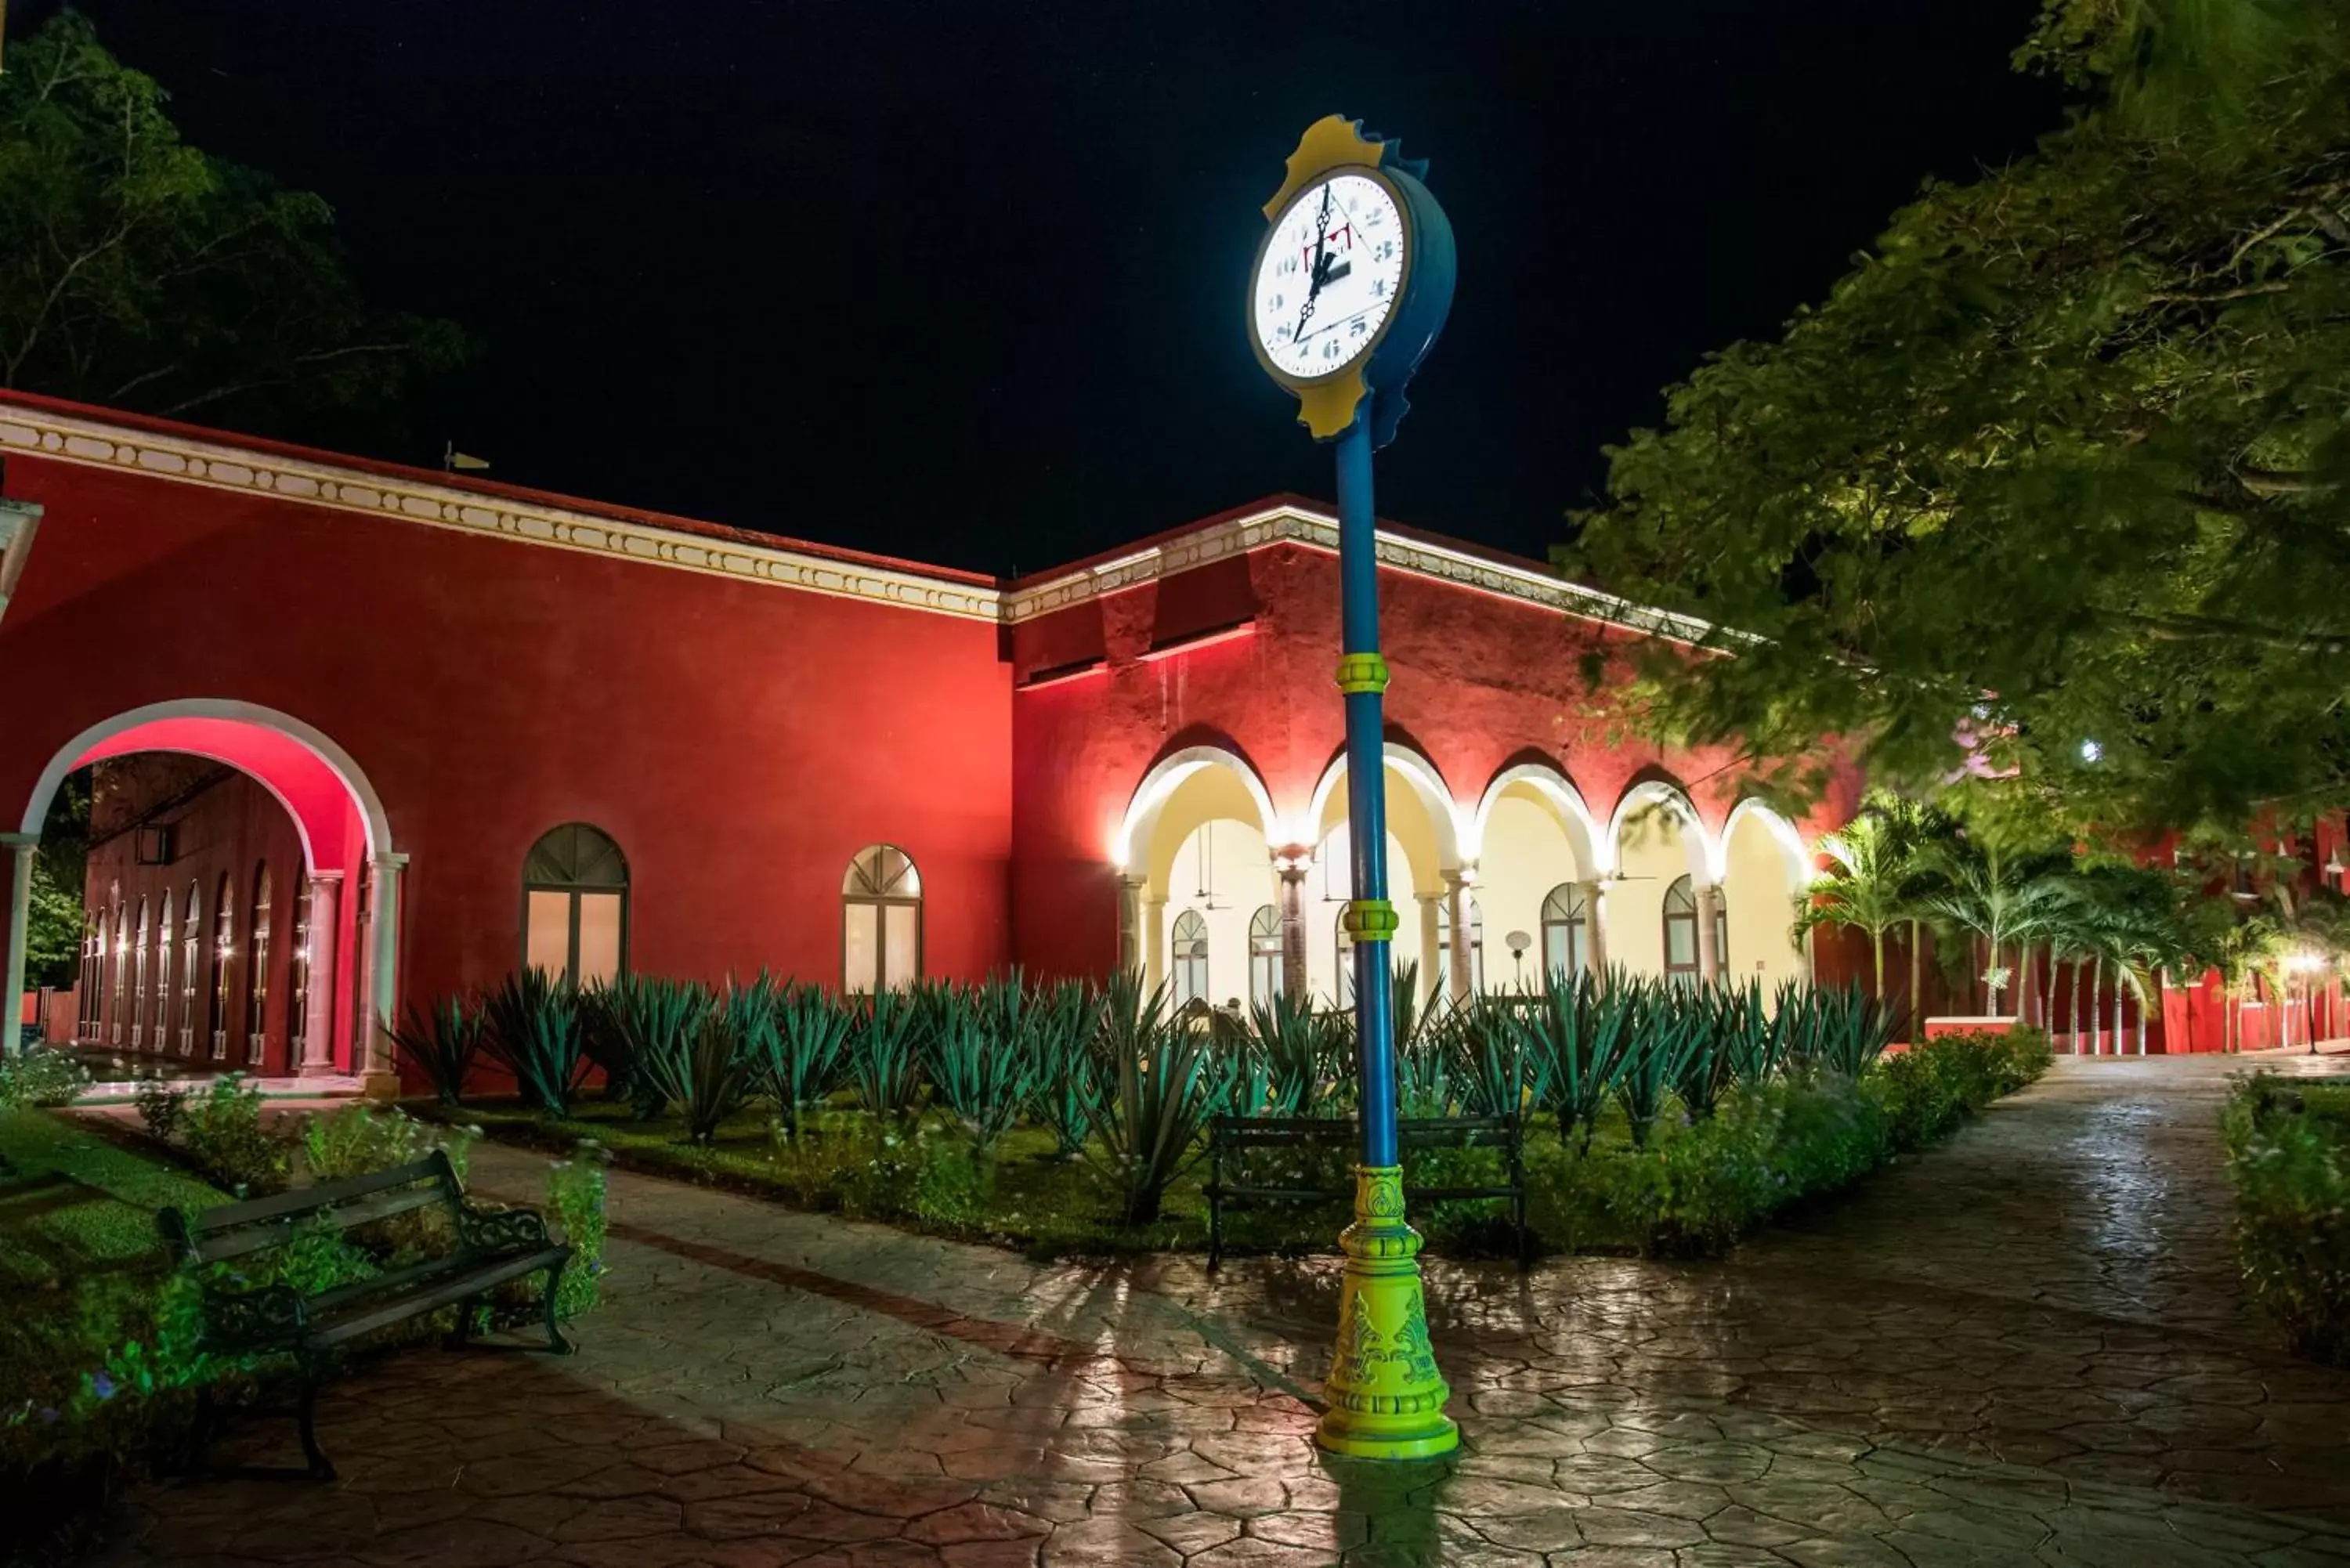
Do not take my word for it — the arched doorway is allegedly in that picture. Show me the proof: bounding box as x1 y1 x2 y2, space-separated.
1606 780 1714 981
1115 746 1282 999
5 700 397 1086
1719 800 1813 988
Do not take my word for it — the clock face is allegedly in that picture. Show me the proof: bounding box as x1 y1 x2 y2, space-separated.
1251 171 1408 383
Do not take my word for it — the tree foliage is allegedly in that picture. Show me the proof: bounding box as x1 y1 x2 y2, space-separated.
1570 0 2350 841
0 13 465 436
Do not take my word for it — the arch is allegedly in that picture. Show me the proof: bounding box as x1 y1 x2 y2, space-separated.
1306 742 1466 879
1718 798 1813 887
1606 778 1713 880
1469 762 1603 873
1115 745 1279 871
20 699 393 875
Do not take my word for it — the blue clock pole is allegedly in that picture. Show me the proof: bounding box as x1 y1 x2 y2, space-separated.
1248 116 1458 1460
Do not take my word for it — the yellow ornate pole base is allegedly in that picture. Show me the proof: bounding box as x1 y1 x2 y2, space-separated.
1314 1165 1459 1460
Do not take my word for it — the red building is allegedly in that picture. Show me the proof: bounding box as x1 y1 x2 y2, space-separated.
0 388 2275 1086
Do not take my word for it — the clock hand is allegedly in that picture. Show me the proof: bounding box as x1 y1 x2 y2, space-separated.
1293 183 1336 343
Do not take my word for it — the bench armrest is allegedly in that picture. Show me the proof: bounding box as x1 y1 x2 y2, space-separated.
202 1281 309 1347
457 1201 554 1253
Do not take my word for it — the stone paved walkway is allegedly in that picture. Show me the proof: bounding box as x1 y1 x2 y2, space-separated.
93 1054 2350 1567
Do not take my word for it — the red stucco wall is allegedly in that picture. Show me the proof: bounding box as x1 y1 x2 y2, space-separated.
0 403 1014 1072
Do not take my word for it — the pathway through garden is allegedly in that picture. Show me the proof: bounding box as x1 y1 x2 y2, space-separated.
92 1053 2350 1567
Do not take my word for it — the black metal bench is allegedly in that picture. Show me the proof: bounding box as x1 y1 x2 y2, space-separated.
157 1149 573 1479
1204 1114 1529 1271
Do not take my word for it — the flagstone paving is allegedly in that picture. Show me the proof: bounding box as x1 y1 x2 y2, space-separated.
92 1053 2350 1566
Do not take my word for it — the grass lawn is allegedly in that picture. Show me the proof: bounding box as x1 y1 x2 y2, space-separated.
0 1110 223 1419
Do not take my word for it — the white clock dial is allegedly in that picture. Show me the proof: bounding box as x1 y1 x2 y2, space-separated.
1252 172 1407 382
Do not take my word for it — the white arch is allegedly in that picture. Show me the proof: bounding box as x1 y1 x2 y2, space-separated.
1306 743 1466 873
20 698 393 865
1113 745 1279 871
13 699 401 1072
1719 798 1812 888
1605 779 1713 880
1468 763 1603 874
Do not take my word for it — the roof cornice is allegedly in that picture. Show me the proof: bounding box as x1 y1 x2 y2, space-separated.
1002 503 1716 646
0 401 1003 624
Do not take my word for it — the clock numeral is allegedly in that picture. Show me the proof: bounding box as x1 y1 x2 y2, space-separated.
1372 279 1388 299
1350 317 1368 338
1322 340 1342 361
1374 240 1397 262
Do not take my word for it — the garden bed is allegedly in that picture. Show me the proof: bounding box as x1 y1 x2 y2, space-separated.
419 1024 2053 1263
2222 1072 2350 1363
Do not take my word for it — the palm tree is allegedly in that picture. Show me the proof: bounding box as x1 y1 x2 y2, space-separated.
1793 811 1915 999
1920 836 2070 1016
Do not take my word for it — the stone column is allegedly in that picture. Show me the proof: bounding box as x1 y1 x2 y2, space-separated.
357 852 407 1097
298 873 343 1076
1 834 34 1058
1578 878 1609 982
1444 871 1474 1003
1416 894 1443 1006
1142 894 1167 990
1115 874 1146 976
1278 860 1311 1001
1695 880 1723 984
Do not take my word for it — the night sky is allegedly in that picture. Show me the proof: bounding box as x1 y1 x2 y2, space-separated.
13 2 2063 575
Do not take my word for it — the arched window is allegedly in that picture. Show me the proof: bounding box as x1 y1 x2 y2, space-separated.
1663 875 1700 982
522 824 629 988
1247 905 1282 1010
288 881 310 1065
131 898 150 1049
110 902 128 1045
1540 883 1589 985
245 864 272 1066
210 874 236 1060
842 844 920 993
1437 896 1485 992
178 880 203 1054
1171 910 1210 1007
154 891 175 1051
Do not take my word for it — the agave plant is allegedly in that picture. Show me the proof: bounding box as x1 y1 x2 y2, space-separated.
1393 962 1455 1115
754 980 853 1138
636 984 753 1143
595 973 711 1119
1246 989 1347 1117
924 976 1039 1158
1078 970 1220 1225
1018 978 1099 1157
1616 992 1701 1148
479 968 591 1117
1448 993 1531 1117
1515 969 1636 1151
382 992 483 1105
1799 982 1900 1077
846 987 924 1122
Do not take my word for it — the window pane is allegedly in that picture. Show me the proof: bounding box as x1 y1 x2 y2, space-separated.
526 890 573 977
1666 918 1696 969
883 903 919 989
1543 924 1571 980
577 893 624 986
844 902 880 992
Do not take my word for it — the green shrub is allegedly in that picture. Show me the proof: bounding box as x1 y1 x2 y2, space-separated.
1018 979 1097 1157
845 988 924 1122
2222 1073 2350 1364
480 969 591 1116
1869 1029 2031 1151
172 1076 287 1194
1243 989 1349 1117
634 985 754 1143
0 1046 92 1110
546 1143 609 1321
299 1102 476 1184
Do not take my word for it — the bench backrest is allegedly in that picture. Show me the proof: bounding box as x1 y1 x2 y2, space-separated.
1210 1113 1522 1151
157 1151 461 1266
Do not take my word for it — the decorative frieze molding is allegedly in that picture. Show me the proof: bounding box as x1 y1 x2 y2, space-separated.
0 404 1003 625
1001 504 1717 647
0 401 1715 645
